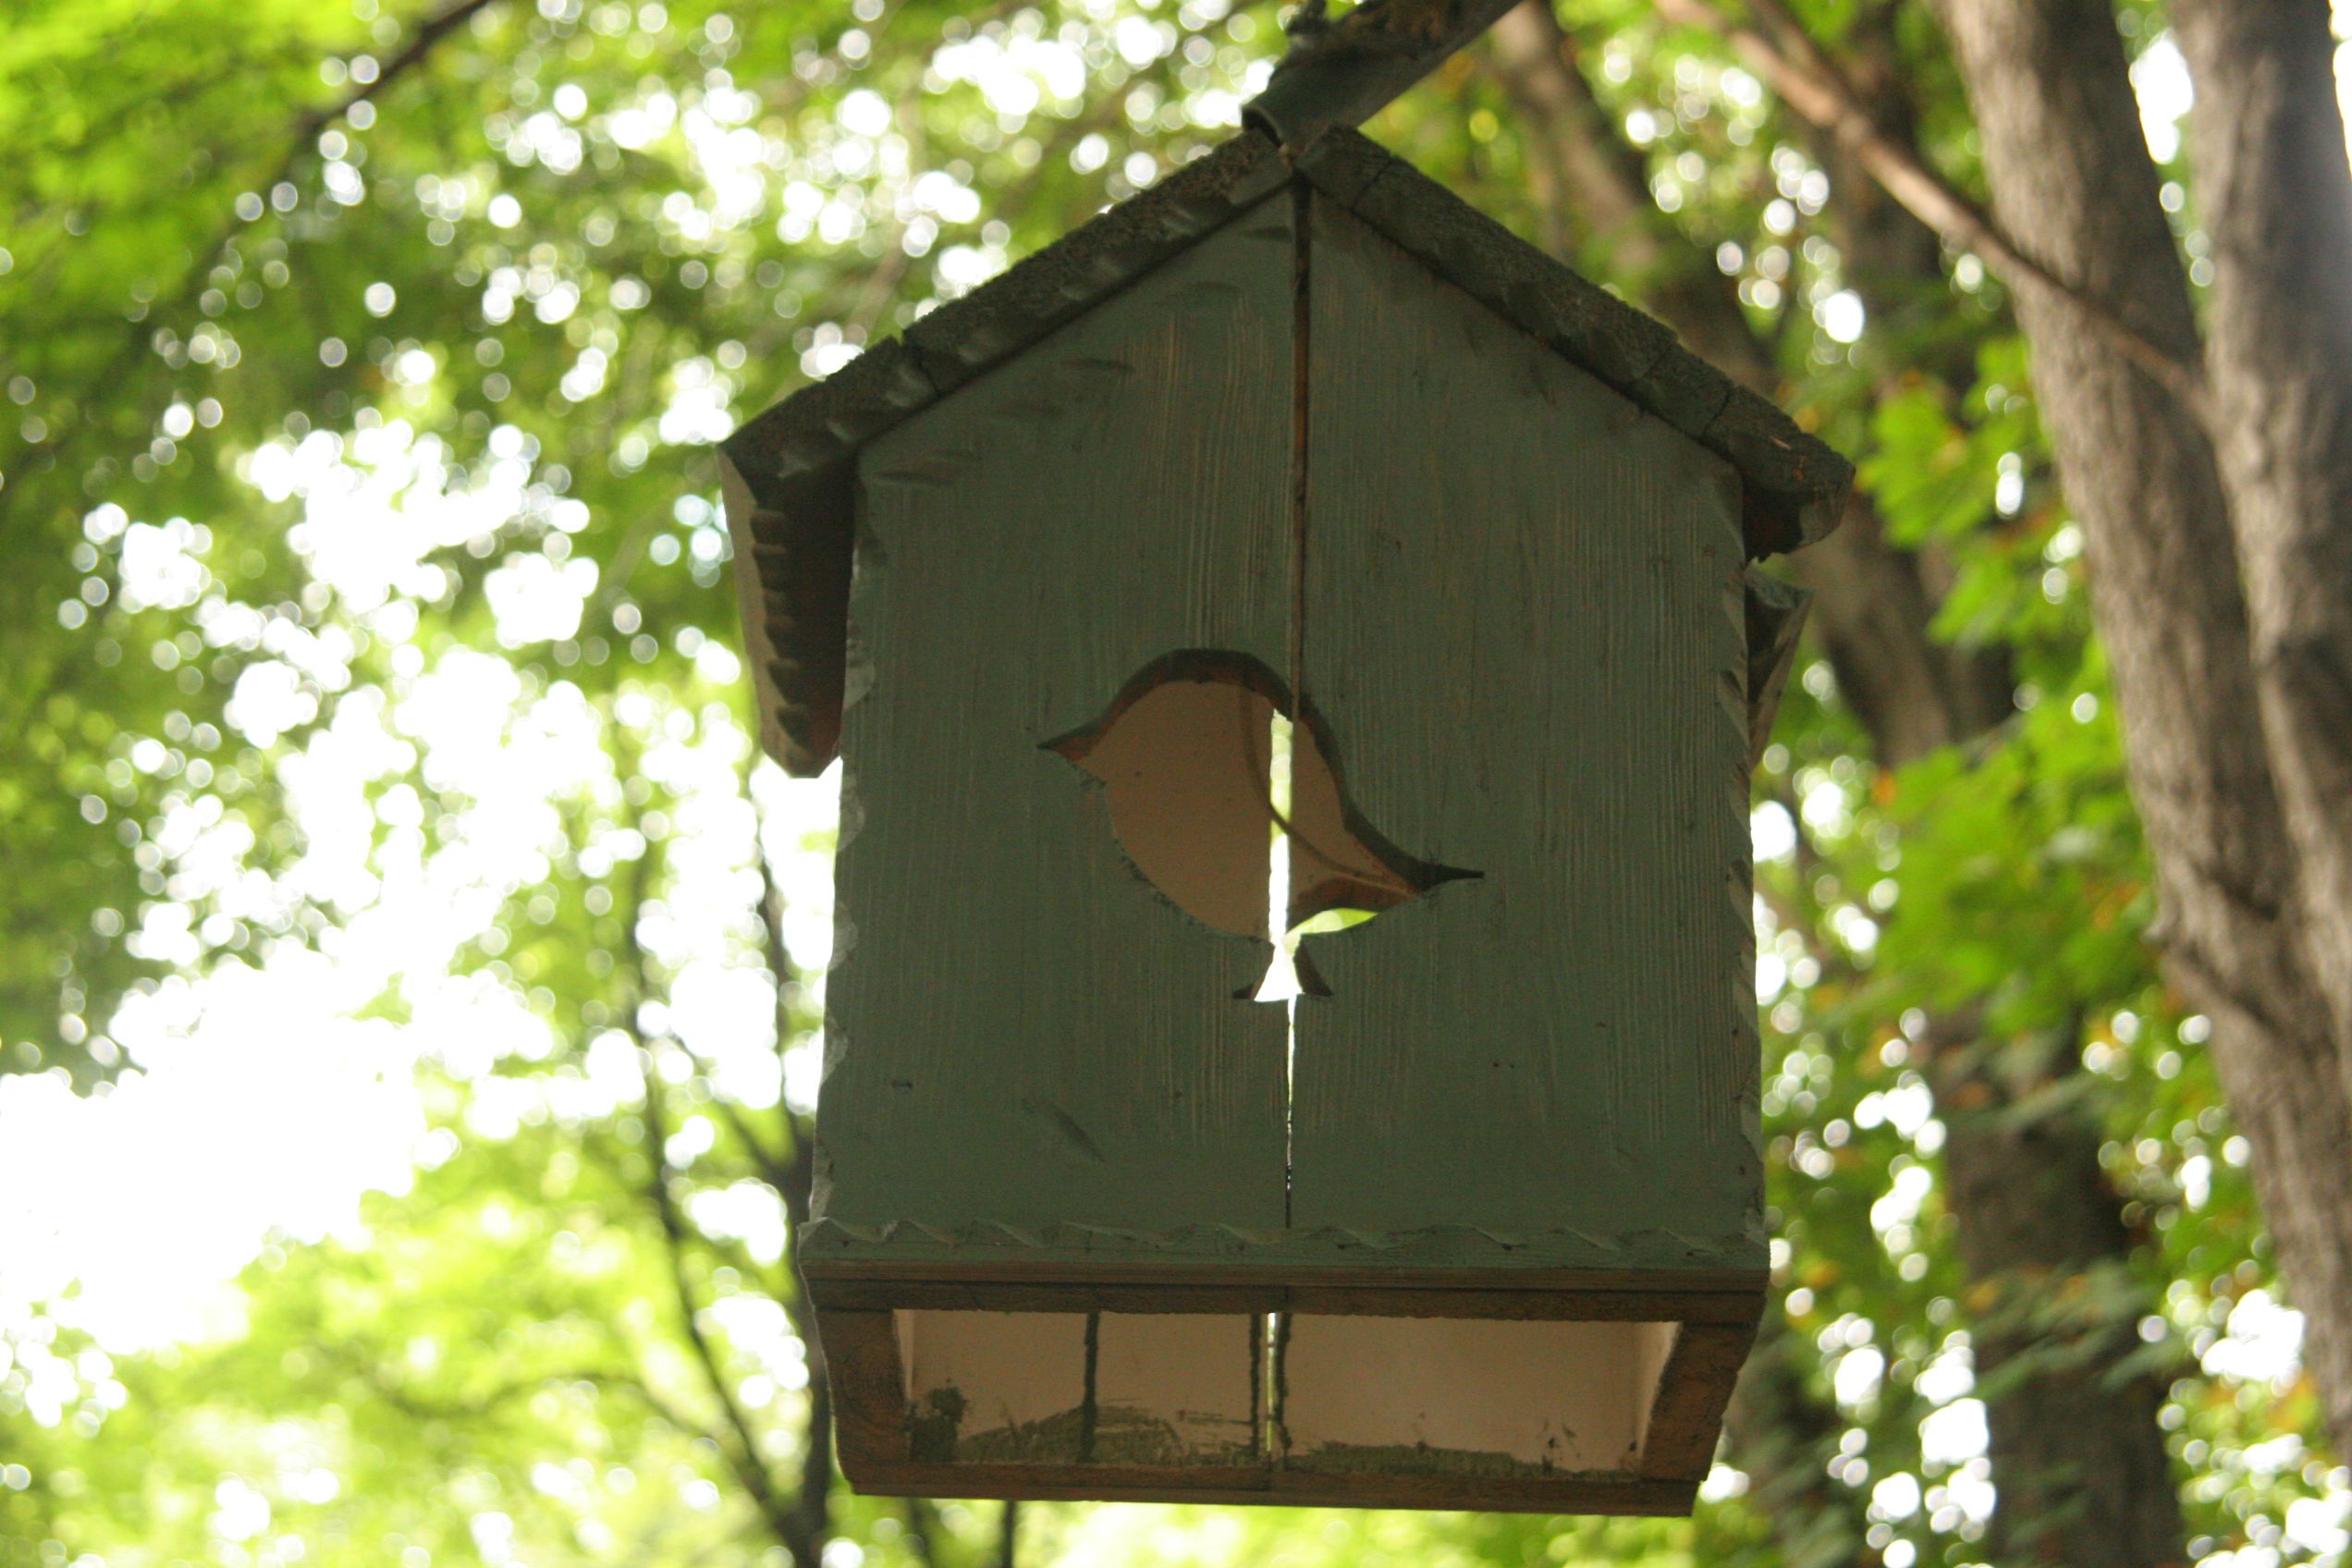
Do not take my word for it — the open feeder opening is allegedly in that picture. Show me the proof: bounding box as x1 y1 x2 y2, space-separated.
888 1307 1692 1483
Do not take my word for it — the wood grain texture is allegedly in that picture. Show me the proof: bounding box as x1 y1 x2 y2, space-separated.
1636 1320 1758 1479
808 1274 1761 1320
819 1309 911 1469
725 345 938 777
796 1222 1763 1276
814 197 1296 1259
727 128 1848 778
1291 129 1850 555
839 1460 1697 1513
1288 198 1761 1267
1243 0 1526 149
722 132 1291 777
1275 1285 1758 1323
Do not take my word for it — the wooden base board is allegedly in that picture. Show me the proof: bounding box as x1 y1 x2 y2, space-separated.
802 1257 1762 1296
840 1458 1701 1515
809 1276 1760 1322
815 1274 1761 1514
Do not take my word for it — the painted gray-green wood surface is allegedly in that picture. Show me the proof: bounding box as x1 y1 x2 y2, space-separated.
1287 198 1758 1256
815 197 1294 1248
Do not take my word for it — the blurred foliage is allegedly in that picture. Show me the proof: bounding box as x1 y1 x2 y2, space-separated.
1 0 2345 1566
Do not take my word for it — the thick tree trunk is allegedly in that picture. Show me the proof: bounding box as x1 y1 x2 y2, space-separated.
1486 4 2007 762
1933 0 2352 1458
1487 8 2179 1562
2172 0 2352 1098
1936 1026 2183 1567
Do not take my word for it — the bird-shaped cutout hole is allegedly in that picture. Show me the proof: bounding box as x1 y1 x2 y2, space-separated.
1043 651 1479 999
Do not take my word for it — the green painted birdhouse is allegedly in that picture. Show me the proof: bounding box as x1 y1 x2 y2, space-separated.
719 125 1847 1513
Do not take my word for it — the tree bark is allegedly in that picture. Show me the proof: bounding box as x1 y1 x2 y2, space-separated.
1487 7 2180 1561
1813 27 2181 1553
1933 0 2352 1459
2172 0 2352 1100
1487 3 2008 763
1936 1025 2184 1567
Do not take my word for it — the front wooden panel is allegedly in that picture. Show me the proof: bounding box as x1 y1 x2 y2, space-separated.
821 198 1296 1245
1289 199 1758 1256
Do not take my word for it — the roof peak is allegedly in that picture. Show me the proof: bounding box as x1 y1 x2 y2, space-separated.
720 127 1849 774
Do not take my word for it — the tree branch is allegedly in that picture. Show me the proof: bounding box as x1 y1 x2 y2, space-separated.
617 768 827 1568
643 1069 823 1568
1651 0 2211 423
745 777 835 1556
13 0 510 494
1246 0 1526 145
996 1500 1022 1568
196 0 508 326
901 1500 941 1568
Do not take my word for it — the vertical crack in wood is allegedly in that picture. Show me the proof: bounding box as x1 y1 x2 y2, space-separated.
1284 180 1315 1232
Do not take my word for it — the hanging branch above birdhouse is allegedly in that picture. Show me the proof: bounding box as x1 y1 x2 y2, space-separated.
1243 0 1530 147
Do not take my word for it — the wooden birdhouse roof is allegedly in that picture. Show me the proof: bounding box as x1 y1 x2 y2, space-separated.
719 126 1853 777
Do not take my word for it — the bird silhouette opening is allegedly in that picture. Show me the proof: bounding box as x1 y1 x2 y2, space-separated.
1043 651 1479 999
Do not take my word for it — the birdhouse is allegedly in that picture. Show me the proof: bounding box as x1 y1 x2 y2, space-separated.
720 125 1848 1513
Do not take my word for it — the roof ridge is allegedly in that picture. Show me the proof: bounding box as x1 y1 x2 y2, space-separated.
719 126 1850 775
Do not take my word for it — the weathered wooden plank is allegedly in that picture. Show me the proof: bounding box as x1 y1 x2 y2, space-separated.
1292 128 1851 556
1287 197 1761 1267
1277 1286 1761 1324
847 1459 1278 1503
840 1461 1697 1513
803 1253 1766 1292
808 1274 1760 1322
1636 1320 1758 1479
901 133 1290 396
721 134 1292 779
820 1309 911 1472
796 1215 1763 1276
815 197 1296 1257
812 1279 1287 1316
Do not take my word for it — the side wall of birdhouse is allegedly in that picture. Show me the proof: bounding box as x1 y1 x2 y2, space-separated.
813 195 1299 1254
1286 197 1760 1270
